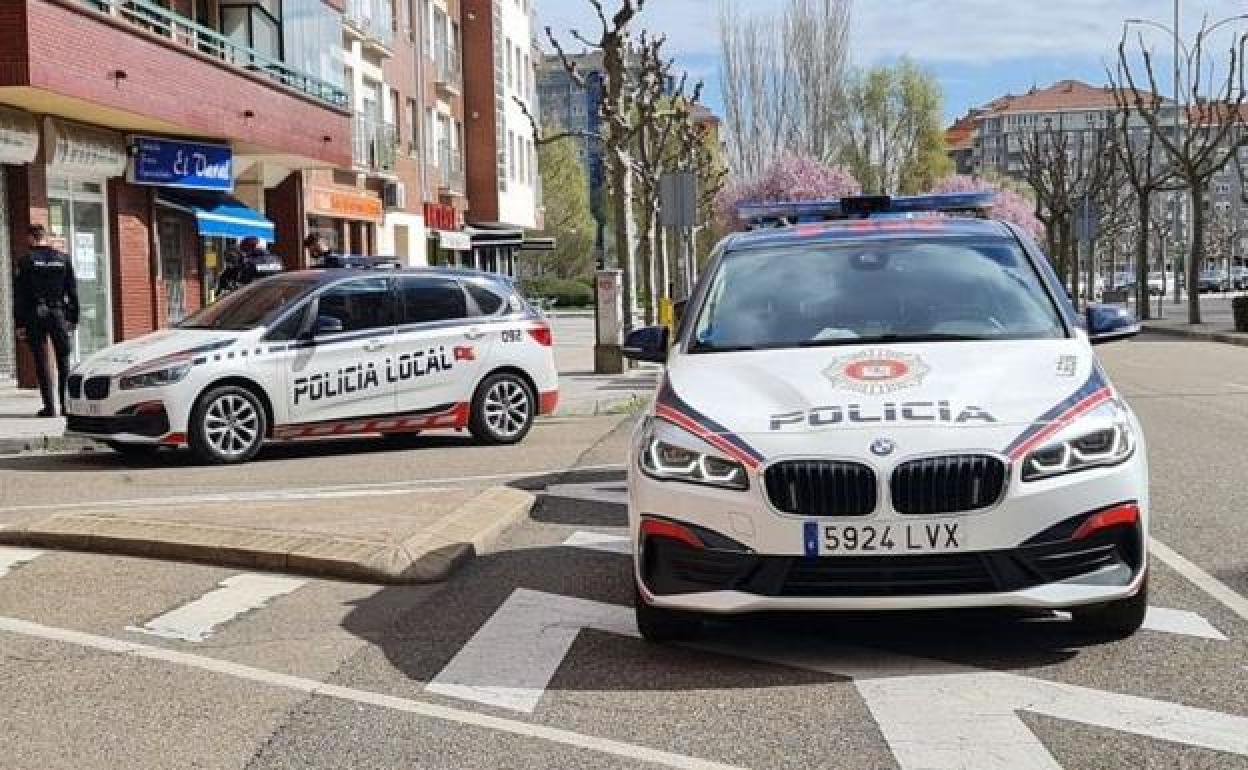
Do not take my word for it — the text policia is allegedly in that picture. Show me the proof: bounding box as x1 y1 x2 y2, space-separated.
293 345 474 404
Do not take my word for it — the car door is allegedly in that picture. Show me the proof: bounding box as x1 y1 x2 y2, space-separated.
392 274 492 417
283 276 397 427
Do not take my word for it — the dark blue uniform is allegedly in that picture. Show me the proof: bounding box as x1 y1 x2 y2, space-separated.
14 246 79 415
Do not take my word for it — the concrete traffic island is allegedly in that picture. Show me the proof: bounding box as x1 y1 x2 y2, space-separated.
0 485 535 584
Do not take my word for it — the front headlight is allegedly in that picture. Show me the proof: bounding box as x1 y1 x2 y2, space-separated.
1021 421 1135 481
119 361 192 390
640 436 749 490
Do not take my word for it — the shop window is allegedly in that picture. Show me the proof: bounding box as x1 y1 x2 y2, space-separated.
396 276 468 324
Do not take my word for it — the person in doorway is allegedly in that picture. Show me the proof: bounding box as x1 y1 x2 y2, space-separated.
13 224 79 417
304 233 346 268
215 245 245 297
237 236 283 285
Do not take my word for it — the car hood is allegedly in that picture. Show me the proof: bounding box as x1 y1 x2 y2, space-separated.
74 329 245 377
657 340 1119 463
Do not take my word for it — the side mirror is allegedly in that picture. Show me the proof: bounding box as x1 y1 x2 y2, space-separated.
622 325 670 363
1086 304 1140 345
311 314 345 337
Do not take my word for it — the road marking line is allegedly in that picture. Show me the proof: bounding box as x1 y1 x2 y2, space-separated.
1150 538 1248 624
126 574 306 643
428 588 639 712
562 531 631 555
0 465 626 515
0 547 42 578
543 482 628 507
0 615 739 770
1143 606 1228 641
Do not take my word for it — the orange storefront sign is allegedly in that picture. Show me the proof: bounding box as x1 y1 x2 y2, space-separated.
308 187 383 222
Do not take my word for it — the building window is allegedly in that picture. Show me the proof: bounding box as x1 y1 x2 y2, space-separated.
407 98 419 156
508 131 516 180
220 0 282 60
505 39 514 89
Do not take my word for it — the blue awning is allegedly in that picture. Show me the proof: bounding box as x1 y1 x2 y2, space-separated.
155 190 276 241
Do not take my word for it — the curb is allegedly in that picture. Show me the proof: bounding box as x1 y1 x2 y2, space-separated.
1142 325 1248 348
552 393 650 418
0 486 535 584
0 435 101 456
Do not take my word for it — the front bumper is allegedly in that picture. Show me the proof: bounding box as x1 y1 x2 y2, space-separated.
65 401 179 445
636 512 1145 613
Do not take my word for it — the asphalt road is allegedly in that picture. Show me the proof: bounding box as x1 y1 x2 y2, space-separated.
2 334 1248 769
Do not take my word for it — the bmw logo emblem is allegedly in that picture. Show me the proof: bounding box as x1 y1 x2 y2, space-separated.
870 438 896 456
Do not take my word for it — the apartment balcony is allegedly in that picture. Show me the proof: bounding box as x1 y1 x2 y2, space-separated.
434 46 463 94
353 114 398 173
79 0 348 110
4 0 351 166
343 0 395 53
436 140 465 195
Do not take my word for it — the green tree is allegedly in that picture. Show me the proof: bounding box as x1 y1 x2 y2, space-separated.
842 58 951 194
535 135 597 282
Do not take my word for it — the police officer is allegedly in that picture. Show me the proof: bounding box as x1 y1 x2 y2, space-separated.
215 245 245 297
13 224 79 417
304 233 346 268
237 236 283 285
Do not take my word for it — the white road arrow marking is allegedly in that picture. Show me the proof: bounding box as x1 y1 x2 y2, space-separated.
562 531 631 555
126 573 306 643
542 482 628 507
0 547 42 578
427 589 638 712
1143 606 1228 640
432 589 1248 768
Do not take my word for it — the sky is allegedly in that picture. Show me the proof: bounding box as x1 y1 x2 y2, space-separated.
536 0 1248 123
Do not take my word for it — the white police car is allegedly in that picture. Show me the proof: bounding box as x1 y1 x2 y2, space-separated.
624 194 1148 642
65 269 558 464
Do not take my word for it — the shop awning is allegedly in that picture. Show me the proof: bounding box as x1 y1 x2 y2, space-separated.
156 190 276 241
465 225 555 251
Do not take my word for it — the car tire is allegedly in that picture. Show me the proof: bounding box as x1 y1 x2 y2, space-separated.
104 441 160 457
634 584 702 643
188 385 267 465
1071 573 1148 640
468 371 536 445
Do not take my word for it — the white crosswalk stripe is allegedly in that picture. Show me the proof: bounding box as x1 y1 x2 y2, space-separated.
126 573 307 642
0 547 42 578
562 530 631 554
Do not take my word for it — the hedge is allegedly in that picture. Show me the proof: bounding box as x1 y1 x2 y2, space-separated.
520 277 593 307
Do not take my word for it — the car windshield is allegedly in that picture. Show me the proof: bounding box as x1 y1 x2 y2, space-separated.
179 277 319 331
691 236 1066 352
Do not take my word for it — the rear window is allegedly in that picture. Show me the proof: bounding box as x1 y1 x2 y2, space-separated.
466 283 505 315
691 237 1066 352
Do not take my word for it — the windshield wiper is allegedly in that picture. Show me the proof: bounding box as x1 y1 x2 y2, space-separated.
688 343 763 353
799 333 995 347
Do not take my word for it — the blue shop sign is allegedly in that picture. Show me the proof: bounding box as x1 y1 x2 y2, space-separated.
129 136 233 192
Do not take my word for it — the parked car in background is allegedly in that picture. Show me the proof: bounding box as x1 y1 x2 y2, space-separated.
1147 272 1166 295
1198 269 1229 293
1231 266 1248 290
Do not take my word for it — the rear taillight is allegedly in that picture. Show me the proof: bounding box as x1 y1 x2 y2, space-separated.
527 324 553 347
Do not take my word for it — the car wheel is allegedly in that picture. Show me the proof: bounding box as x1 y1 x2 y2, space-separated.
188 385 267 465
634 583 702 643
1071 573 1148 640
104 440 160 457
469 372 535 445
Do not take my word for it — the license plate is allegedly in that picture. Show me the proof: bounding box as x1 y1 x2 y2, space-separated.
804 520 965 555
68 400 100 417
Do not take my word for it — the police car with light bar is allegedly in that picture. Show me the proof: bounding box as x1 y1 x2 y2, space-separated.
623 193 1148 641
64 268 559 464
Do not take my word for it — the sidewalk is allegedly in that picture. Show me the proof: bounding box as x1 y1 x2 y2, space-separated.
0 386 87 455
1141 317 1248 347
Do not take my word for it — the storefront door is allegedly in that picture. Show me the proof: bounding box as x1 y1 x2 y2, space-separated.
47 177 112 363
159 217 187 325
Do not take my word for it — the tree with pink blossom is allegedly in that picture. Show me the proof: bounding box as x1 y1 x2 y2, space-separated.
929 175 1044 240
716 154 861 228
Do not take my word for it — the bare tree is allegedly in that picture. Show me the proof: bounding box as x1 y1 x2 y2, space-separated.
1107 59 1178 318
718 0 850 178
1118 20 1248 323
532 0 646 333
1019 120 1118 305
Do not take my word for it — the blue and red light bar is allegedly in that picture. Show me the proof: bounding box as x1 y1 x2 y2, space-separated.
737 192 996 229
